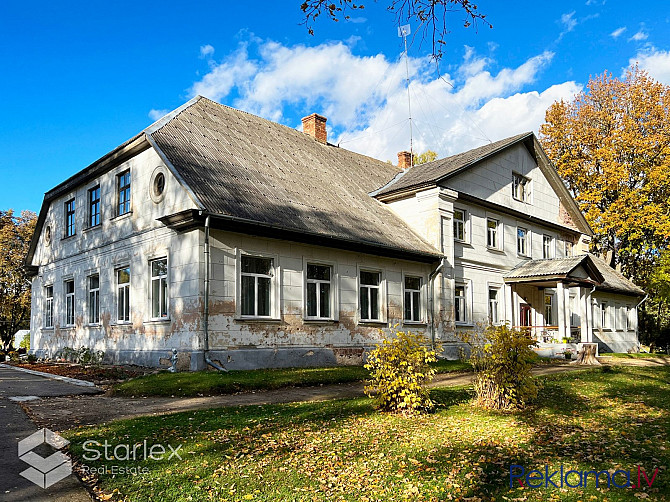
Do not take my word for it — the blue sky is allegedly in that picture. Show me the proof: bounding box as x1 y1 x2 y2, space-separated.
2 0 670 213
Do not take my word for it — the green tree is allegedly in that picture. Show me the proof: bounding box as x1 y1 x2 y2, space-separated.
413 149 438 165
0 210 36 349
539 67 670 287
300 1 490 60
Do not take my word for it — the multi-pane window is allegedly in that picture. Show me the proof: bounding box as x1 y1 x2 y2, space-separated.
150 258 169 319
117 267 131 322
626 306 633 331
88 186 100 227
64 280 75 326
359 271 381 321
517 227 528 256
306 264 331 319
45 286 54 328
88 275 100 324
601 302 608 329
453 209 465 241
488 288 499 325
544 294 554 326
592 302 598 328
512 173 530 202
543 235 553 259
65 199 76 237
117 170 131 216
455 285 467 323
404 276 422 322
241 256 273 317
487 218 498 248
565 240 574 257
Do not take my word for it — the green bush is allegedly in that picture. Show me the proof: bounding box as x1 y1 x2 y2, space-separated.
364 330 438 413
59 346 105 365
26 354 37 363
19 333 30 350
459 325 540 410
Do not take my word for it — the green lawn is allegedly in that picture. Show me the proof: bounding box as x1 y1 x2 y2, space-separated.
606 352 670 359
67 365 670 501
112 359 472 397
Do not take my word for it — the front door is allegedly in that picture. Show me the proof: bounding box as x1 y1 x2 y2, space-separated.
520 304 532 327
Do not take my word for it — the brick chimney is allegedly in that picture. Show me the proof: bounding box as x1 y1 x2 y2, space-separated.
397 151 413 169
302 113 328 143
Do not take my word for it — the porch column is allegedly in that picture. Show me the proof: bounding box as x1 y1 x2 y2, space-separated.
504 284 514 327
580 287 588 343
557 281 567 340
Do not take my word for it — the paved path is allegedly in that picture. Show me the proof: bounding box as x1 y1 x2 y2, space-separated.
24 364 584 432
0 365 100 502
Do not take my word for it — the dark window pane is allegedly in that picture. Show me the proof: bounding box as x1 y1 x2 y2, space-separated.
404 291 411 320
370 288 379 320
152 280 161 317
307 264 330 281
405 276 421 290
360 287 369 320
360 271 380 286
307 282 317 317
89 275 99 289
241 256 272 275
161 279 168 317
257 277 271 316
241 275 255 315
320 283 330 318
66 281 74 294
152 259 167 277
412 291 420 321
118 268 130 284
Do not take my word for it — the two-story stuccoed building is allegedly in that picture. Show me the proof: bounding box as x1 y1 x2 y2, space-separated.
26 97 644 370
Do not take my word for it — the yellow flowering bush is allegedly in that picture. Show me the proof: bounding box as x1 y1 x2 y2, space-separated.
364 330 438 413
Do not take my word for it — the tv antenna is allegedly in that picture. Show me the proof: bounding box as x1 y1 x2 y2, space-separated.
398 24 413 165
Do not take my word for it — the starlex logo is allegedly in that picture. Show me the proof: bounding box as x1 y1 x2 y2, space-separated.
18 428 72 489
510 464 659 489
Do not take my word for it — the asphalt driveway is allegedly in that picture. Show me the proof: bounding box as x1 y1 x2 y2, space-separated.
0 365 99 502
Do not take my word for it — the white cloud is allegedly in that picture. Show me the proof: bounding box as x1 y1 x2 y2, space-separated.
148 109 170 121
189 39 580 162
629 48 670 84
629 30 648 42
199 44 215 59
560 11 577 33
610 27 627 39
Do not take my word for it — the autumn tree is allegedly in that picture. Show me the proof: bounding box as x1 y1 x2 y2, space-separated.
539 67 670 288
0 210 36 349
643 250 670 350
413 149 438 165
300 0 491 60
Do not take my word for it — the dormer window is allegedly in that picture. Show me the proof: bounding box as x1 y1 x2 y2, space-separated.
512 173 531 202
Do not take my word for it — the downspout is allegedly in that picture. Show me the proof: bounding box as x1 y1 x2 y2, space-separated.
428 259 444 350
202 212 228 372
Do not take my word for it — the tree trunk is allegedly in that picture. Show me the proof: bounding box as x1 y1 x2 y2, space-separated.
573 343 601 365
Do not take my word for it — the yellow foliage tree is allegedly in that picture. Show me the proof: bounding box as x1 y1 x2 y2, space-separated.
540 67 670 285
0 210 36 348
413 150 438 165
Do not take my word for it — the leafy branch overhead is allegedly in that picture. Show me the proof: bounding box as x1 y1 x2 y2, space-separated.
300 0 491 60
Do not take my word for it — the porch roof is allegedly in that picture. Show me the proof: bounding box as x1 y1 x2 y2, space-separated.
504 255 604 286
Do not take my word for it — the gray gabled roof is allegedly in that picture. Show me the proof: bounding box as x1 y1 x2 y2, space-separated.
504 254 644 296
373 132 533 196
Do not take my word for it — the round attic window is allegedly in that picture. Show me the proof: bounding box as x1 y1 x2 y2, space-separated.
150 169 167 203
45 225 52 245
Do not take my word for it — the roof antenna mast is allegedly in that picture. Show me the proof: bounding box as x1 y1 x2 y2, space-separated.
398 24 413 166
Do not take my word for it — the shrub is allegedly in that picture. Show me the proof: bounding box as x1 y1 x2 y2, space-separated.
459 325 540 410
26 354 37 363
9 351 19 362
364 329 438 413
59 346 105 365
19 333 30 351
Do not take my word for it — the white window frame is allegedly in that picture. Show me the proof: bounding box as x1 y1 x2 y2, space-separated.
402 273 425 324
454 280 472 325
64 279 75 327
453 208 467 242
488 286 501 325
116 266 131 323
236 250 280 320
88 274 100 325
150 257 169 321
64 198 76 237
304 261 336 321
626 305 635 331
592 300 599 329
117 170 131 216
565 240 574 257
517 227 529 257
512 172 531 203
543 235 554 259
601 301 609 330
486 218 499 250
544 292 554 326
357 267 385 323
44 285 54 329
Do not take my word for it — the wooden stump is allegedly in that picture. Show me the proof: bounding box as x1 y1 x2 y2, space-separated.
572 343 601 365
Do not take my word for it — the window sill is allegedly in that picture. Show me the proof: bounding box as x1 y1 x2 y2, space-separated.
112 321 132 326
61 234 76 241
42 327 54 331
86 323 101 328
455 322 475 327
111 211 133 222
517 254 532 260
144 319 170 325
358 320 386 326
403 321 427 326
235 317 282 323
303 318 338 324
486 247 505 255
83 224 102 233
62 325 75 330
454 240 473 247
